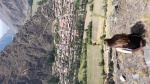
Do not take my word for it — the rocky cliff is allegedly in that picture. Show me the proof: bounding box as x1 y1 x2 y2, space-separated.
0 0 55 84
0 0 30 33
107 0 150 83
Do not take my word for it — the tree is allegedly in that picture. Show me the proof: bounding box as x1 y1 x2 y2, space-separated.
46 47 57 65
55 32 61 43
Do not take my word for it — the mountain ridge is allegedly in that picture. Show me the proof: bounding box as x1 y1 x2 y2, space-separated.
0 0 55 83
0 0 30 34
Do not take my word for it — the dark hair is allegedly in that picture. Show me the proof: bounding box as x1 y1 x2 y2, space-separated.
104 34 130 48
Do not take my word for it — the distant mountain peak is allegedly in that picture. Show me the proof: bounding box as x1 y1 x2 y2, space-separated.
0 0 30 34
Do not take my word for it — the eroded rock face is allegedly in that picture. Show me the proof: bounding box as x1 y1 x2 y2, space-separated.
0 0 55 84
0 0 30 33
109 0 150 84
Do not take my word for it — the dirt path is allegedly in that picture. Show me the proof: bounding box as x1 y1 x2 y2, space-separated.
103 0 113 77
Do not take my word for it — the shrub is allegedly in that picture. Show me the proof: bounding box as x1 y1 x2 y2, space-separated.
90 4 94 11
37 0 48 5
46 47 57 65
55 32 61 43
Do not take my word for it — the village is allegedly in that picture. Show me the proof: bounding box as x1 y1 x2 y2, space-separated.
53 0 80 83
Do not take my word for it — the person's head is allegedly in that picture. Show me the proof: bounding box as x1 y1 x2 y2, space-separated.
104 34 130 48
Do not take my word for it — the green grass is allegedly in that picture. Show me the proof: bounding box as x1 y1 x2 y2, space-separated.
92 13 105 18
78 43 87 84
103 0 107 18
55 32 61 43
90 4 94 11
75 0 81 8
86 21 92 44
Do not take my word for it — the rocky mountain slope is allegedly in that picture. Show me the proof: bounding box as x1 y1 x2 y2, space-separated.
0 0 55 84
0 0 30 33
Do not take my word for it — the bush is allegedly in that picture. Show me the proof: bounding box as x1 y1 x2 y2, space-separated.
47 47 57 65
90 4 94 11
87 21 92 44
99 61 104 66
75 0 80 8
55 32 61 43
37 0 48 5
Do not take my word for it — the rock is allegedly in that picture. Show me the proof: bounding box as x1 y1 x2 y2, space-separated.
120 75 126 82
112 0 119 6
132 74 139 79
143 45 150 68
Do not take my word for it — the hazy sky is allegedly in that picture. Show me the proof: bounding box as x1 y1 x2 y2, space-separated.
0 19 9 38
0 19 13 51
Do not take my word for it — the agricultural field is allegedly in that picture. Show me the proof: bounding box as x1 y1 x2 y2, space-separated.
78 0 107 83
91 0 105 44
87 45 104 84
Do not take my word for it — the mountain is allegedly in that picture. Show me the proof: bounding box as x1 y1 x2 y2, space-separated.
0 0 30 52
0 29 14 51
0 0 30 34
0 19 14 51
0 0 55 84
0 19 10 38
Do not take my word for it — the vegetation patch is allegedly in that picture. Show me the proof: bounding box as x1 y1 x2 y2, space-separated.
46 46 57 65
87 21 92 44
37 0 48 5
90 4 94 11
75 0 81 8
48 75 59 84
78 43 87 84
54 32 61 44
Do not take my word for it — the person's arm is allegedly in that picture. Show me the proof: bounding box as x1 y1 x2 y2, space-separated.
116 48 132 53
116 41 143 53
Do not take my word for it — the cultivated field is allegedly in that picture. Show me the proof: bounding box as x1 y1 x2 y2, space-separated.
91 0 105 44
92 16 104 44
78 0 106 83
87 45 103 84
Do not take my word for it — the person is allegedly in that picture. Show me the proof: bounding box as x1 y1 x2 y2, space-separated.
104 33 144 53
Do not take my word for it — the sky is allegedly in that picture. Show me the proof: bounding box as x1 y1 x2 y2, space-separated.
0 19 14 51
0 19 10 38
